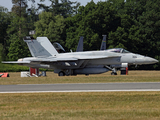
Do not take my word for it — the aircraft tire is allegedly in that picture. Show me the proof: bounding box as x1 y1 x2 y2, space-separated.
111 72 117 75
58 71 65 76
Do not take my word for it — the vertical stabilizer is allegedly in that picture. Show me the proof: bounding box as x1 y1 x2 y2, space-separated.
24 36 58 57
37 37 58 56
100 35 107 50
76 36 83 52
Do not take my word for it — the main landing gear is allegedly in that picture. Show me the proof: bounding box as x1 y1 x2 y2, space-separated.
111 72 117 75
105 66 118 75
58 71 65 76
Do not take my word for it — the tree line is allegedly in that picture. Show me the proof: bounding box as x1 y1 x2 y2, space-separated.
0 0 160 69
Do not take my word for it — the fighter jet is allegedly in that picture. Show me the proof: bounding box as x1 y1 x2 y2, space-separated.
2 36 158 76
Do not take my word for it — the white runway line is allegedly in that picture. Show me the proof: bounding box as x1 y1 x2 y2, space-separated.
1 89 160 93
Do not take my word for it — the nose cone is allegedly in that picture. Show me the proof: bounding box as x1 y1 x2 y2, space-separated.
135 55 159 65
145 57 159 64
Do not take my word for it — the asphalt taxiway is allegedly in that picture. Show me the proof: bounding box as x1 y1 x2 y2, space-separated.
0 82 160 93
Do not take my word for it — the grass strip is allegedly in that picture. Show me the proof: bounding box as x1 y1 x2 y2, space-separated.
0 71 160 85
0 92 160 120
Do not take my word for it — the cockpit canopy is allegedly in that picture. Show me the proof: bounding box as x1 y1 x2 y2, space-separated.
106 48 130 53
53 42 66 53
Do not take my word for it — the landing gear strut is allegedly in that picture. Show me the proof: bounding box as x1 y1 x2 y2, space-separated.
105 66 118 75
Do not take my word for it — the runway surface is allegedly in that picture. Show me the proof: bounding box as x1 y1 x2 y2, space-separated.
0 82 160 93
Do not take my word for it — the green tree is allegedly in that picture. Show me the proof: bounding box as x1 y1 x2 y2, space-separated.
7 13 31 60
38 0 80 18
108 0 160 69
0 7 11 60
65 1 119 51
7 34 29 60
34 12 65 45
11 0 35 36
12 0 28 36
27 5 39 31
6 0 36 60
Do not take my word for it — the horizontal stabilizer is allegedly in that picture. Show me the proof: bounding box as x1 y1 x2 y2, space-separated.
2 61 30 64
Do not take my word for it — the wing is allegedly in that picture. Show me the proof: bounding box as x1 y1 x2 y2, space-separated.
77 55 119 60
28 55 120 69
2 55 120 64
2 55 120 69
30 57 78 62
29 55 120 63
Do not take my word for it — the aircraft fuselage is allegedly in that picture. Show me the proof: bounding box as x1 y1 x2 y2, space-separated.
21 50 158 70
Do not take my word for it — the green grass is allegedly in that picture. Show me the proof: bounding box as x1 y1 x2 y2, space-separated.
0 71 160 85
0 92 160 120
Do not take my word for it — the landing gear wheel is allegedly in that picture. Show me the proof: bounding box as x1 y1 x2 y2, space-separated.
111 72 117 75
58 71 65 76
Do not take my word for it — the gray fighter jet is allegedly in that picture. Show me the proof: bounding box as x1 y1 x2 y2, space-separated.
2 36 158 76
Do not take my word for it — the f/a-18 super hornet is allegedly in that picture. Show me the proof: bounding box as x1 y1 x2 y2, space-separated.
2 36 158 76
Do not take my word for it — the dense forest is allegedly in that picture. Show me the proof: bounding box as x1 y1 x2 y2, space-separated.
0 0 160 70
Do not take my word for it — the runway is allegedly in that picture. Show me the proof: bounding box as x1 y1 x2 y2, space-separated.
0 82 160 93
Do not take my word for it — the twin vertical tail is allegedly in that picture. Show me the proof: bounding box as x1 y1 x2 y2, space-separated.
76 36 84 52
23 37 58 57
24 35 106 57
100 35 107 50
